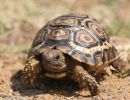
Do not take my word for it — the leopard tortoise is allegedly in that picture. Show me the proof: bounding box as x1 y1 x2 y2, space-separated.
21 14 125 96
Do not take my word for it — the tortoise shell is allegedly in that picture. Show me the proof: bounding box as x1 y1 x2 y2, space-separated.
28 14 117 67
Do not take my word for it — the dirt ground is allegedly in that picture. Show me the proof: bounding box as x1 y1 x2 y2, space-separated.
0 29 130 100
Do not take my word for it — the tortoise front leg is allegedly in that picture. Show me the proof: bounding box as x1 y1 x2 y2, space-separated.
72 65 100 96
21 58 43 88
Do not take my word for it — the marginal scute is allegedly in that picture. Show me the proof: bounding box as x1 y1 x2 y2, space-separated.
70 50 83 62
83 54 95 66
109 46 116 60
28 45 51 58
38 46 52 54
56 45 72 54
112 46 117 57
94 51 103 65
103 49 109 63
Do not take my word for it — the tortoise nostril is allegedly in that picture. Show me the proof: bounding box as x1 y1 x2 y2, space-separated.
55 55 60 60
42 49 64 63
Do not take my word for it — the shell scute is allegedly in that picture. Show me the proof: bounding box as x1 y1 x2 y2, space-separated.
82 19 109 42
74 29 98 48
50 17 78 27
48 29 70 40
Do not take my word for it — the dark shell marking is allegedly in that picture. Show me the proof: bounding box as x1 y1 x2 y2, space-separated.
29 14 117 68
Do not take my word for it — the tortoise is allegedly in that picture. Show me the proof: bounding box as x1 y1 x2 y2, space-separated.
21 14 125 96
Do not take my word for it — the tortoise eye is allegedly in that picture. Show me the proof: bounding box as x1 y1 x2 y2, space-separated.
74 30 97 47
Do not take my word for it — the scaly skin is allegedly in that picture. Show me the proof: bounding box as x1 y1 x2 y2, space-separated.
72 65 100 96
21 58 42 88
111 57 127 73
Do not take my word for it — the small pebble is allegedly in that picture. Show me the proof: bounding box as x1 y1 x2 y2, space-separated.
8 89 13 95
124 96 128 100
4 96 15 100
16 96 27 100
12 91 20 96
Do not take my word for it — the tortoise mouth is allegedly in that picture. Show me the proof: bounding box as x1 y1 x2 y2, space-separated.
45 71 66 79
44 64 67 79
44 64 67 72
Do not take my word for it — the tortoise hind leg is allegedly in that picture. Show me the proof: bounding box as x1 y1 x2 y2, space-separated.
111 57 127 73
21 58 43 88
72 65 100 96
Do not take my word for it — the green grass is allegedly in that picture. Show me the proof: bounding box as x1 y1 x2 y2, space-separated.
17 45 30 53
0 0 129 36
106 0 119 6
0 44 30 54
114 70 130 78
21 0 37 17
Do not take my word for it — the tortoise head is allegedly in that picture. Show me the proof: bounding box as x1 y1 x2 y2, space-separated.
42 49 67 79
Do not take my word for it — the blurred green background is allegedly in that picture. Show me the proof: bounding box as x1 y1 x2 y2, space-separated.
0 0 130 53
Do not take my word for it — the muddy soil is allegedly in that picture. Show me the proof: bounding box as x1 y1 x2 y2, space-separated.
0 30 130 100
